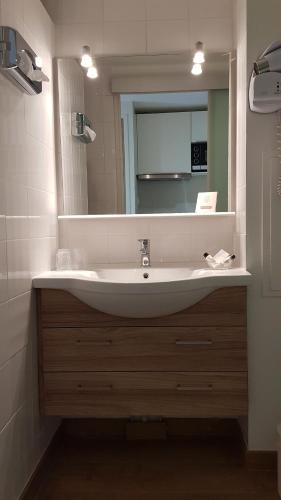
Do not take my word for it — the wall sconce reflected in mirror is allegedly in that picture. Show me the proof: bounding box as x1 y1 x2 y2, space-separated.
81 45 93 68
191 63 203 76
80 45 99 79
191 41 205 76
87 61 98 79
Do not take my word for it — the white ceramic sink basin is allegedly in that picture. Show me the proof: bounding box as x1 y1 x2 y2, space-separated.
33 264 251 318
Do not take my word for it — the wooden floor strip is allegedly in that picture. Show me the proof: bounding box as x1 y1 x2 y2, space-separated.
21 426 279 500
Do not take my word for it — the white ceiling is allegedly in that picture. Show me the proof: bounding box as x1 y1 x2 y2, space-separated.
41 0 234 57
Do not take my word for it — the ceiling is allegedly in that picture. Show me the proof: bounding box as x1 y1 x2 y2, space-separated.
41 0 234 57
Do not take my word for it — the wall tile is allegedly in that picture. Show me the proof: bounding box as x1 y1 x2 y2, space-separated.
6 292 33 362
0 415 15 500
24 138 56 193
6 183 29 241
0 302 8 367
0 241 8 304
0 179 6 215
0 215 6 243
28 190 57 239
59 215 235 266
24 0 53 47
2 145 29 187
190 18 233 51
0 0 24 34
147 20 189 53
103 21 146 55
57 0 103 24
151 233 191 263
189 0 232 19
56 23 103 57
146 0 188 20
103 96 115 123
107 233 138 263
44 0 234 57
85 233 109 264
0 76 25 148
7 239 31 299
0 2 58 498
29 237 56 277
104 0 146 22
0 348 28 432
56 59 88 215
24 91 54 150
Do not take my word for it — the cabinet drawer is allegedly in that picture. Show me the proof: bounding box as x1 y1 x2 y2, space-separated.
43 372 248 418
42 326 247 372
39 288 247 328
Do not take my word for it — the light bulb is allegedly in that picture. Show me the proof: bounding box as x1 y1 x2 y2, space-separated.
191 63 202 76
193 41 205 64
87 65 98 79
35 56 43 68
81 46 93 68
193 50 205 64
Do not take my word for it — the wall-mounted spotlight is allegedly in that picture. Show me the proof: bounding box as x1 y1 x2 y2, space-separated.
80 46 99 79
191 63 203 76
81 45 93 68
193 41 205 64
191 41 205 76
87 60 98 79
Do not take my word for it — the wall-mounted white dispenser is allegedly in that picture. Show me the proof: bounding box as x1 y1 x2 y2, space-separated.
0 26 48 95
249 40 281 113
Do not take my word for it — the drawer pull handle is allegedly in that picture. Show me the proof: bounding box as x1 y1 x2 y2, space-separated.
175 340 213 346
77 384 113 391
76 340 112 346
176 384 213 392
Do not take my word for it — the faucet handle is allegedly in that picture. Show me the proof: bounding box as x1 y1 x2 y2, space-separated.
138 238 150 251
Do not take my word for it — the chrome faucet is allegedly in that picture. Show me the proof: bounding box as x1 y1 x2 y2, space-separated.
138 239 151 267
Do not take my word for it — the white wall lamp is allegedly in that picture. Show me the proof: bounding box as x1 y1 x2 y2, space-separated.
191 63 203 76
191 41 205 76
80 45 99 79
81 45 93 68
87 59 98 79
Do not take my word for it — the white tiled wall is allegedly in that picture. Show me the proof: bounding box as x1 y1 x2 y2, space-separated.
85 66 119 214
59 214 235 266
56 59 88 214
41 0 234 57
242 0 281 452
0 1 59 498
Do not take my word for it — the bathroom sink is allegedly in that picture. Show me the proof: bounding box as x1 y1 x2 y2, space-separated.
33 264 251 318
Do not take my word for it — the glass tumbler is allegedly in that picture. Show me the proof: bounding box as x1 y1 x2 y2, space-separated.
56 248 73 271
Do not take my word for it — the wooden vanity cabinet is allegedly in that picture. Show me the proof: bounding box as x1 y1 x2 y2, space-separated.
37 287 248 418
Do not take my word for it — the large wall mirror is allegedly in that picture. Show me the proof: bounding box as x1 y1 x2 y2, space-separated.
55 53 234 215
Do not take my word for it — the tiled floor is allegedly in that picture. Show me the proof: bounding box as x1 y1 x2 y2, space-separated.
24 436 279 500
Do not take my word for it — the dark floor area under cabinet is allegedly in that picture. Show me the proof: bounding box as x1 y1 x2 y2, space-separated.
22 423 279 500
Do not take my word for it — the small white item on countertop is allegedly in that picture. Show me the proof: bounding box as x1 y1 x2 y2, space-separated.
195 192 217 214
203 253 216 265
203 250 236 269
213 249 231 264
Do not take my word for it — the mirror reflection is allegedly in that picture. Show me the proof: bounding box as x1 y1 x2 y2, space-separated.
55 54 231 215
